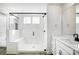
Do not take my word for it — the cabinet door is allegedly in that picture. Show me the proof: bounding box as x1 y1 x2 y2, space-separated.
56 40 73 55
47 4 62 35
74 51 79 55
62 4 76 35
56 45 70 55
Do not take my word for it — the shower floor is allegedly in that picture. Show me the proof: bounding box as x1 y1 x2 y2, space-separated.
18 51 47 55
18 39 45 51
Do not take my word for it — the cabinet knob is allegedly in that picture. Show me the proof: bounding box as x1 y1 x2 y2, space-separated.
73 50 75 55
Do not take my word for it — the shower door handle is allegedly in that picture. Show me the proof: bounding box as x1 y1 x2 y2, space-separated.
33 32 34 36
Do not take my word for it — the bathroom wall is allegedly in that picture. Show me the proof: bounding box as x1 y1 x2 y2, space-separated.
0 13 6 47
0 3 47 14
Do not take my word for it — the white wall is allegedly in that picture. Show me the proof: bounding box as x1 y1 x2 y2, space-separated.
0 14 6 47
0 3 47 14
76 4 79 13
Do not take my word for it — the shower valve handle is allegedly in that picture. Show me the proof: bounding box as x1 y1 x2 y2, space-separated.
33 32 34 36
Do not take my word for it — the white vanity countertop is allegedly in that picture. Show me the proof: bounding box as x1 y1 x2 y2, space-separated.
53 35 79 52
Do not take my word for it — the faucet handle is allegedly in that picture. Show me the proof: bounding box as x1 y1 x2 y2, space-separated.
73 34 78 38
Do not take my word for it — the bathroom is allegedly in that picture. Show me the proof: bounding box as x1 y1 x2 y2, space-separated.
0 3 79 55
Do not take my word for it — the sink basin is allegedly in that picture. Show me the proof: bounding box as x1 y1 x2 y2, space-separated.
73 44 79 48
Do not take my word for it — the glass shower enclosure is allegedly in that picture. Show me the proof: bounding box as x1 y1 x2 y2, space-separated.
7 13 47 54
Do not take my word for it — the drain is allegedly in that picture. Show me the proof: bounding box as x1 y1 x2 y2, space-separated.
44 49 46 51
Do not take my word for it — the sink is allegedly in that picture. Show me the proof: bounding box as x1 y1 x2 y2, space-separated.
60 37 79 49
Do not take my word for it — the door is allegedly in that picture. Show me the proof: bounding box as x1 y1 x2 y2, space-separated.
18 14 46 51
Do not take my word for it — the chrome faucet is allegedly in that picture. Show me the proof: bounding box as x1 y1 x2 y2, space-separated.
73 34 79 42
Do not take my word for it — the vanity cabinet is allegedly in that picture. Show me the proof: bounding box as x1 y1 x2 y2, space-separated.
55 40 73 55
56 45 70 55
52 36 78 55
52 36 79 55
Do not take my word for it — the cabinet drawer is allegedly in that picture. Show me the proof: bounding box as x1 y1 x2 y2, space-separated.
56 40 73 55
56 44 71 55
74 51 79 55
60 47 70 55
